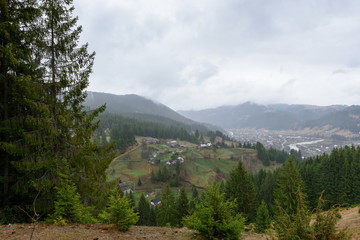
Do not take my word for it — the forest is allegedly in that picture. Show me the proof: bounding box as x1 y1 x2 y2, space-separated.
0 1 358 239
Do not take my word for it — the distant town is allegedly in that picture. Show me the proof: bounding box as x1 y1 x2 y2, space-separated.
230 128 360 158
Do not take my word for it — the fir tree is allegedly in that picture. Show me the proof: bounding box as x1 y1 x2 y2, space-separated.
175 188 189 226
274 157 305 216
137 194 150 226
255 201 271 233
225 161 257 222
99 191 139 231
184 183 245 240
157 185 176 226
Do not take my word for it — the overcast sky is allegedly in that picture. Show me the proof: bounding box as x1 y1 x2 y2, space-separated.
74 0 360 110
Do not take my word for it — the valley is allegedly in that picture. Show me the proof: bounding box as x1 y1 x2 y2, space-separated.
230 128 360 157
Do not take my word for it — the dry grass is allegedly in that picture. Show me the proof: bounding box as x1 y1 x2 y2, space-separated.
0 224 272 240
337 206 360 240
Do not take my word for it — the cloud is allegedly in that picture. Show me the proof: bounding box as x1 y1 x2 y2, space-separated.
74 0 360 110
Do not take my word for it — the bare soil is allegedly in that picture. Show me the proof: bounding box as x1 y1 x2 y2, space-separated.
0 224 270 240
1 206 358 240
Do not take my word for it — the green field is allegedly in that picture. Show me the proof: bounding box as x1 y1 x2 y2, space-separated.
106 140 275 192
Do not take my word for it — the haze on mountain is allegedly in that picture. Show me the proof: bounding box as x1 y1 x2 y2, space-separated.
85 91 360 135
180 102 360 133
74 0 360 110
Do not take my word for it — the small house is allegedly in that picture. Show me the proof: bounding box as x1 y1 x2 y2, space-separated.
151 197 161 206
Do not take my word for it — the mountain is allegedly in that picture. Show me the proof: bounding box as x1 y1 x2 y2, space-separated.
179 103 359 133
302 105 360 133
84 91 217 133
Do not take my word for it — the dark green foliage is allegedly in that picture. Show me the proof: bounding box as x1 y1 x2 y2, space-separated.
97 113 199 145
256 142 270 166
0 0 116 223
298 146 360 210
255 201 271 233
149 206 157 226
99 192 139 231
157 185 177 226
48 176 95 225
137 177 142 187
274 157 305 216
137 194 150 226
225 161 257 222
175 188 189 226
184 184 245 240
110 127 136 153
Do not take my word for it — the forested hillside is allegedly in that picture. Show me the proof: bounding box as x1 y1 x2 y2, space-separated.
84 91 216 133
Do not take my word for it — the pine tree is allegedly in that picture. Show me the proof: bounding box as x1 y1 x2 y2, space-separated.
225 161 257 222
137 177 142 187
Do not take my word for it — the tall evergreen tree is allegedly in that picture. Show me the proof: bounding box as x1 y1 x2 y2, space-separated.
37 0 116 209
274 157 305 216
175 188 189 226
225 161 257 222
0 0 54 222
255 200 271 233
137 194 150 226
157 185 176 226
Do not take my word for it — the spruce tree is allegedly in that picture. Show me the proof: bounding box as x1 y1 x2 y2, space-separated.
255 201 271 233
0 0 54 221
137 194 150 226
225 160 257 222
184 184 245 240
274 157 305 216
38 0 116 209
157 185 176 226
175 188 189 226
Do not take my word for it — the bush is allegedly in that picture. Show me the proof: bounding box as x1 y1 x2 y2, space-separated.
99 192 139 231
184 184 245 240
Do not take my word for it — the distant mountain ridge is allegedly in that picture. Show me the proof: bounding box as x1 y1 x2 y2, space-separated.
179 102 360 133
84 91 218 133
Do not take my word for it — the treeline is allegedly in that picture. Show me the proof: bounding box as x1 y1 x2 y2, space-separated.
96 113 235 153
253 145 360 213
96 113 199 151
240 141 301 165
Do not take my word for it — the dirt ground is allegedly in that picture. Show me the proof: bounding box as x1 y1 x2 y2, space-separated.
0 224 271 240
1 206 358 240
